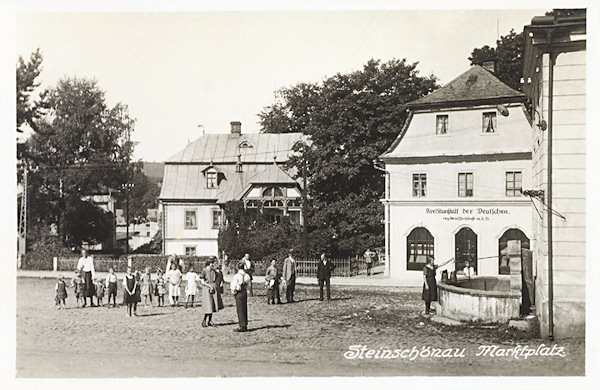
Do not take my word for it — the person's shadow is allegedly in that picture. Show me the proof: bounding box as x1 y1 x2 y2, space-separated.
246 324 291 332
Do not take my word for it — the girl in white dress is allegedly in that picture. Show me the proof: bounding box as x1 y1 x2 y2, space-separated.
166 262 182 307
184 265 199 308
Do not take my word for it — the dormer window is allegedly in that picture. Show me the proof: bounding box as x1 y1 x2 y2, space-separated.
238 140 253 149
206 169 218 188
483 112 497 133
436 115 448 135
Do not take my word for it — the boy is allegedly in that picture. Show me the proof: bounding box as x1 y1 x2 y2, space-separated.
71 270 85 308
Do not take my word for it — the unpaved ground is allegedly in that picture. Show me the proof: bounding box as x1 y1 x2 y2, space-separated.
16 277 584 377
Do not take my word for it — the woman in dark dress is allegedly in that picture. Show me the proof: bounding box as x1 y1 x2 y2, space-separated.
123 266 138 317
422 256 454 315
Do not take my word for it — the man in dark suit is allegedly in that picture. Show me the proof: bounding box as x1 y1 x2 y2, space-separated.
317 253 335 301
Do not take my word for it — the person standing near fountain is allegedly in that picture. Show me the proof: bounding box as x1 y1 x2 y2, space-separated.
422 256 454 315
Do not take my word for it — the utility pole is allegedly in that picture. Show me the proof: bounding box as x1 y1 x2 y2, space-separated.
302 156 308 259
18 162 28 269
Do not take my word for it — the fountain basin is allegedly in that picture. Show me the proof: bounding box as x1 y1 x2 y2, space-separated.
437 276 521 323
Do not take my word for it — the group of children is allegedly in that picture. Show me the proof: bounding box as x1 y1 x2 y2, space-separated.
54 262 225 316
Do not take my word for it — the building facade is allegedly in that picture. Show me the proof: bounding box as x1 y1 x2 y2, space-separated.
380 66 533 284
522 10 586 338
159 122 303 257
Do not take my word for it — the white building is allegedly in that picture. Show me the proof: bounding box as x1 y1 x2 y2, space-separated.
522 10 586 338
159 122 303 256
380 65 533 284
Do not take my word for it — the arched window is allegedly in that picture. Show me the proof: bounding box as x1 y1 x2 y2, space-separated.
262 186 283 198
455 227 478 272
407 228 434 271
498 229 530 275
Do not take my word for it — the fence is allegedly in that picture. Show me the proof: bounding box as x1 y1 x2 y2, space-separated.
48 254 215 273
251 257 369 278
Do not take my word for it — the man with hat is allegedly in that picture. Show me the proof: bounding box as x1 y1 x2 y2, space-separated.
230 261 251 332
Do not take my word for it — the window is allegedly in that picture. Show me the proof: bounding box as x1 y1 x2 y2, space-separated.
407 228 434 271
482 112 497 133
436 115 448 135
262 186 284 197
505 171 523 196
206 170 218 188
412 174 427 197
458 173 474 197
184 246 196 256
184 209 197 229
212 209 222 229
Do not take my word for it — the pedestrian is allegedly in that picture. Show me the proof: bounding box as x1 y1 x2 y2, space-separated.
213 262 225 311
71 269 85 308
364 248 375 276
140 266 153 308
55 275 68 309
166 261 182 307
184 265 199 308
95 278 105 307
155 268 166 307
105 267 118 308
317 253 336 301
77 249 96 307
230 262 251 332
123 266 137 317
282 251 296 303
265 260 282 304
242 253 254 296
422 256 454 315
199 259 219 327
166 255 184 273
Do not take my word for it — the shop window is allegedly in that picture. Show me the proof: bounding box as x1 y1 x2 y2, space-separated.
482 112 497 133
412 173 427 197
436 115 448 135
184 246 196 256
407 227 434 270
458 172 474 197
505 171 523 196
184 209 197 229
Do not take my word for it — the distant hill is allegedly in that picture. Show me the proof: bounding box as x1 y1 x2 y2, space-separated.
141 162 165 182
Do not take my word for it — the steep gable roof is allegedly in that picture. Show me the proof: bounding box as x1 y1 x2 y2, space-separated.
248 162 298 185
406 65 525 109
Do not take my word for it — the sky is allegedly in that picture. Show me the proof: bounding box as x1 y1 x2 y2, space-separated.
16 7 548 162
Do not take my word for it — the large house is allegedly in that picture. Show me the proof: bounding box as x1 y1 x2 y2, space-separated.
159 122 304 256
522 10 586 339
379 65 533 284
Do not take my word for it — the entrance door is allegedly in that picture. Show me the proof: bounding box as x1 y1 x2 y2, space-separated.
455 227 477 273
498 229 530 275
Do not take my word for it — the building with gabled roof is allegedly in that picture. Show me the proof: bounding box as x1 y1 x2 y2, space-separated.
379 64 533 286
159 122 304 256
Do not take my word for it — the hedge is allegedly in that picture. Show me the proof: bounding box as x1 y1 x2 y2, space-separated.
50 254 216 273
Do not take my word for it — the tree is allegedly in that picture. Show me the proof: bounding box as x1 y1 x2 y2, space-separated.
259 59 439 257
17 48 44 135
25 77 135 250
114 162 161 221
469 29 524 91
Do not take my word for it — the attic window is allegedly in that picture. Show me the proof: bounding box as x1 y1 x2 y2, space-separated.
238 141 253 149
206 168 218 188
436 115 448 135
482 112 497 133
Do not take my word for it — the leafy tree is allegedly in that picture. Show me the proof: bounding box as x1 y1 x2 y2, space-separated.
17 48 44 135
25 77 135 250
259 59 439 257
469 29 524 91
115 162 161 221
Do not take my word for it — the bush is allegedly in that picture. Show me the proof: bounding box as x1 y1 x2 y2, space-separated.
23 234 74 270
55 254 216 273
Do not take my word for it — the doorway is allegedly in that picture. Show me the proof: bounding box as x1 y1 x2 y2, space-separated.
455 227 477 273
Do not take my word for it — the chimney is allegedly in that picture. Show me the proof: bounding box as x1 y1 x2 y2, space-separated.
482 61 495 73
230 121 241 135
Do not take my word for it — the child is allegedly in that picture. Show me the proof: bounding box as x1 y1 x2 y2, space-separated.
184 265 199 308
140 266 153 308
155 268 166 307
71 270 85 308
123 266 137 317
105 267 118 308
95 278 105 306
55 275 68 309
166 261 182 307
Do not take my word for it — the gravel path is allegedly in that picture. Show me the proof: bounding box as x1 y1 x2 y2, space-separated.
16 277 584 377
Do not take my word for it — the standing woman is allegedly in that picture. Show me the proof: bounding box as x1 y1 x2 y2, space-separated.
422 256 454 315
123 266 137 317
77 249 96 307
199 259 218 327
213 261 225 311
